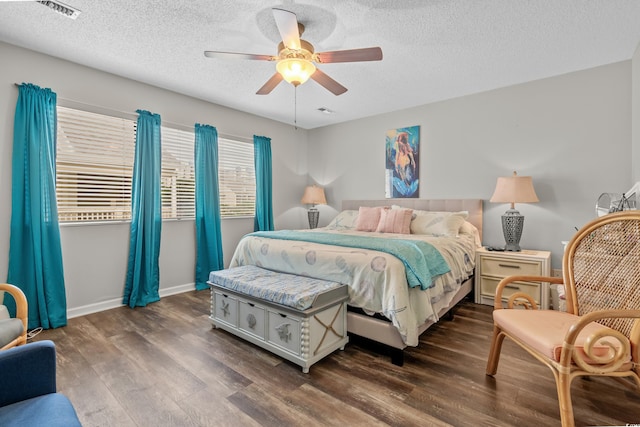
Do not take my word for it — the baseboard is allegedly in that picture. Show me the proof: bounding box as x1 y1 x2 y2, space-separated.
66 282 196 319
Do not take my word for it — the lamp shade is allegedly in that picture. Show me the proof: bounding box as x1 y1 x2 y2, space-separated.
490 171 539 208
301 185 327 205
490 171 538 251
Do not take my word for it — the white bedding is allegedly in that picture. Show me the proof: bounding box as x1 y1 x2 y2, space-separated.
229 228 476 346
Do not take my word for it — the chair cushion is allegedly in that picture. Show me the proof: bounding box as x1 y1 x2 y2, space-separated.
493 309 631 364
0 305 9 320
0 318 24 348
0 393 82 427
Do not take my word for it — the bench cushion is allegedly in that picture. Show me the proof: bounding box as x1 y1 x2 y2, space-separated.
208 265 344 310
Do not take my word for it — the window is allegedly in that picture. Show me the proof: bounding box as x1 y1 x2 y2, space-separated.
56 106 135 222
161 126 194 219
218 137 255 217
55 106 255 222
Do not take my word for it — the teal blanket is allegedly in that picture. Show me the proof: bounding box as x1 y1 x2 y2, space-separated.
249 230 450 290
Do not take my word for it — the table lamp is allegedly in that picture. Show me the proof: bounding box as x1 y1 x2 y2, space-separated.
489 171 539 251
301 185 327 229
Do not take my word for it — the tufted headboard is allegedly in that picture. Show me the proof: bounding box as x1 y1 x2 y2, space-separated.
341 199 483 242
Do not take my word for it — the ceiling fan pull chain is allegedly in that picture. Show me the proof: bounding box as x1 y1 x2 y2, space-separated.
294 85 298 130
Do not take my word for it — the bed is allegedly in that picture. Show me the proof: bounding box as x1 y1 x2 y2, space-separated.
228 198 483 364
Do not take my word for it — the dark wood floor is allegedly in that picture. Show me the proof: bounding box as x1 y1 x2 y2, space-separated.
33 291 640 427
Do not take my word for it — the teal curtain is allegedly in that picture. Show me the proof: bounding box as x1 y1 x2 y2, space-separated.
194 124 223 290
253 135 274 231
123 110 162 308
7 83 67 329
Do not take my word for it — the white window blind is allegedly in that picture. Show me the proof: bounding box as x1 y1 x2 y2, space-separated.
218 137 255 217
55 106 255 222
161 126 195 219
56 106 135 222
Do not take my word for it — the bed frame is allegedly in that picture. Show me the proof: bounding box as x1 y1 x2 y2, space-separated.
341 199 483 365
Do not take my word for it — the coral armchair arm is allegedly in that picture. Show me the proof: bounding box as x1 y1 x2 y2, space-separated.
559 309 640 377
493 275 564 310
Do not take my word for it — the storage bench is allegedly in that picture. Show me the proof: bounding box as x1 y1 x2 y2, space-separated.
207 265 349 373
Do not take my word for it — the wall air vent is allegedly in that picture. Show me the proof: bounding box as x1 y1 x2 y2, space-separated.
37 0 81 19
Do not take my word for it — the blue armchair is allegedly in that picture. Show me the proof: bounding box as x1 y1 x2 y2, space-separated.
0 340 82 426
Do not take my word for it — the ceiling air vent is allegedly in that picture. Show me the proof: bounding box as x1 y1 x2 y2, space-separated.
37 0 81 19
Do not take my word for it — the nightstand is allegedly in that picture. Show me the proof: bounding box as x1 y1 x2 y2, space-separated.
474 248 551 308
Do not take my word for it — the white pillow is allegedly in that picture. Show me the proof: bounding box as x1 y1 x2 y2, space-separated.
460 220 482 247
391 204 417 219
324 210 359 230
410 211 468 236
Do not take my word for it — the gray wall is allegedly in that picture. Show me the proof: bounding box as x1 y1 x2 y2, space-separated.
0 41 310 317
308 61 633 269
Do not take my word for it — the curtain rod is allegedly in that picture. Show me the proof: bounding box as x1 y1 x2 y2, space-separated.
13 82 253 143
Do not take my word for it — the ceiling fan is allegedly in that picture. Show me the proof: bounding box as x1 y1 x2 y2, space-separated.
204 8 383 96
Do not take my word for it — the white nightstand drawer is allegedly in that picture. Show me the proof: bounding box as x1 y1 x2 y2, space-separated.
480 276 540 304
480 257 542 277
474 248 551 308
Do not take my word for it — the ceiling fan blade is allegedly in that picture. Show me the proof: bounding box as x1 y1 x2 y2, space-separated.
256 73 284 95
204 51 274 61
272 8 301 50
310 68 348 96
315 47 383 63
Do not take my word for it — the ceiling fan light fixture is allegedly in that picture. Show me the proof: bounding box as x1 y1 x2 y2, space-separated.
205 8 382 96
276 58 316 86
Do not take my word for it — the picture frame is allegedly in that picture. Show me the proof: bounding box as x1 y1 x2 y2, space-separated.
385 125 420 198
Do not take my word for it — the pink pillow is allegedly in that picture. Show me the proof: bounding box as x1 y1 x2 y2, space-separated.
376 208 413 234
355 206 383 232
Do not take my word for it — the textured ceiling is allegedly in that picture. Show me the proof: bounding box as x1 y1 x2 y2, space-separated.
2 0 640 129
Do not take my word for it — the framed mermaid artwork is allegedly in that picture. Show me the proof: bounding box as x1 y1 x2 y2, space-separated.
385 125 420 198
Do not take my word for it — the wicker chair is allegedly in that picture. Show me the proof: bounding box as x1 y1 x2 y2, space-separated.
486 211 640 427
0 284 28 350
